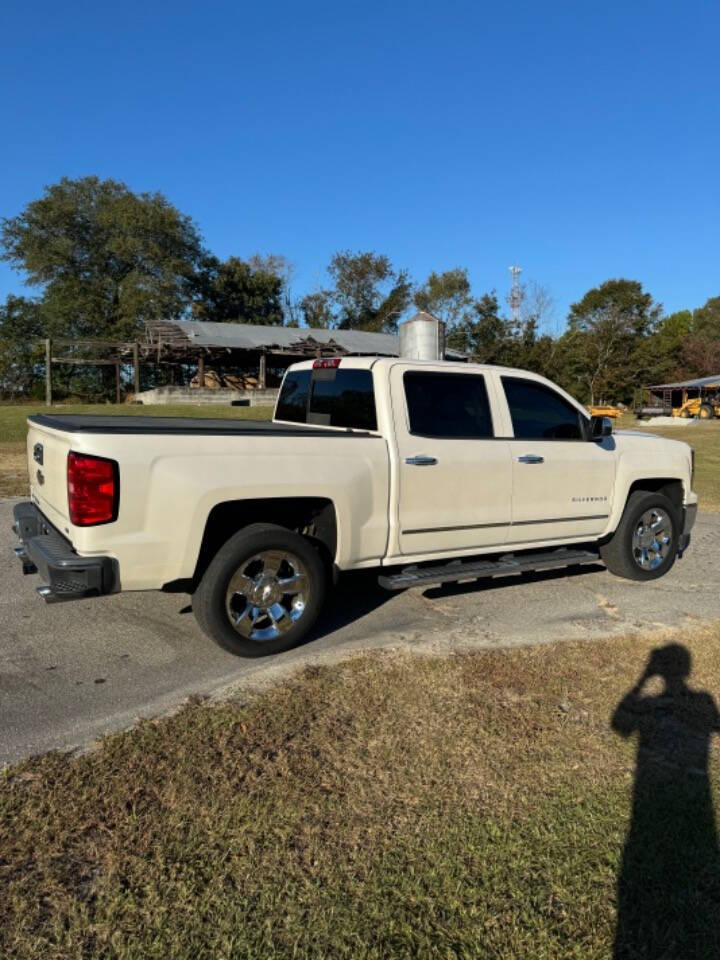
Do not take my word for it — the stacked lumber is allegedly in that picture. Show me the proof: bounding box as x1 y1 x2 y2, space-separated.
189 370 283 390
190 369 223 389
223 373 258 390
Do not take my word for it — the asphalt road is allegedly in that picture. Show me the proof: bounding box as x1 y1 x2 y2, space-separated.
2 497 719 766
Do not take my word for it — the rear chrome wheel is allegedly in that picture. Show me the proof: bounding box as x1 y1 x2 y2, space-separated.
631 508 672 571
193 524 327 657
225 550 310 642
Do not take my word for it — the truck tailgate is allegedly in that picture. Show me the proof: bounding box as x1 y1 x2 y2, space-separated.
26 420 72 528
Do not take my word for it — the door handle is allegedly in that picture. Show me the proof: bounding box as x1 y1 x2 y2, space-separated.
405 455 438 466
517 454 544 464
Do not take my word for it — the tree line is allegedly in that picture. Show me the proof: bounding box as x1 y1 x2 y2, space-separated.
1 176 718 403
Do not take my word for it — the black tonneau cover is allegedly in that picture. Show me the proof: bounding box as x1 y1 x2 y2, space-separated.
28 414 370 437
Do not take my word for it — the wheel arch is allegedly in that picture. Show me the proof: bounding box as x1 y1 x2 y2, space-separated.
604 478 684 541
165 497 338 591
626 478 683 511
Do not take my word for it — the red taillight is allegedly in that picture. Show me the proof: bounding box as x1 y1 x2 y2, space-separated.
67 453 118 526
312 357 341 369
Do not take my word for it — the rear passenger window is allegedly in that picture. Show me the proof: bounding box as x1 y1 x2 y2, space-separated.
502 376 584 440
404 372 494 438
309 369 377 430
276 368 377 430
275 370 311 423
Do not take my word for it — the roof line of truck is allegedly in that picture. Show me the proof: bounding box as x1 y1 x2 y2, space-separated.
289 356 540 376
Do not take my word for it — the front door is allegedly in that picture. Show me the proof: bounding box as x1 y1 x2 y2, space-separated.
497 374 616 544
390 366 512 556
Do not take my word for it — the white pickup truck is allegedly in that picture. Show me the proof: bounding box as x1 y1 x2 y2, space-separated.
13 357 697 656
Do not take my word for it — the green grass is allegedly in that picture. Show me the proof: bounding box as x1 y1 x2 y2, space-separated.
2 628 720 959
0 402 275 444
0 404 274 497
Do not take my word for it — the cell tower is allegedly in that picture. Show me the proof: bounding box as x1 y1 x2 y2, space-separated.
508 265 523 325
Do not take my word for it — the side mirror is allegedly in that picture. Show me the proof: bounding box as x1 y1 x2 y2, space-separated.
590 415 613 440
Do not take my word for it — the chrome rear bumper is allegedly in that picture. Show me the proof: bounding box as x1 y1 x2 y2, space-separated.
12 501 119 603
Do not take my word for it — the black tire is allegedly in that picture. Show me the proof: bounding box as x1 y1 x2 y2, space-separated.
599 491 679 581
699 403 715 420
193 523 327 657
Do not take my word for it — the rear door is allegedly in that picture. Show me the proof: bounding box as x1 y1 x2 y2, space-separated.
390 366 512 556
497 374 616 543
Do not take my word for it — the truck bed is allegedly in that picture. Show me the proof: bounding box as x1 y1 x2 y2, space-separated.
28 414 369 437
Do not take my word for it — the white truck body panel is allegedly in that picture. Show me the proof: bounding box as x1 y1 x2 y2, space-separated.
28 426 390 590
23 358 697 593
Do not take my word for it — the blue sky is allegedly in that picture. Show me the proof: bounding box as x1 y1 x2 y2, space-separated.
1 0 719 332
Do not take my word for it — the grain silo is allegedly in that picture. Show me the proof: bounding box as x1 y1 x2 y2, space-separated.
398 312 446 361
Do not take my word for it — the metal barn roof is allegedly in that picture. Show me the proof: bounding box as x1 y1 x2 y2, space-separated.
155 320 467 360
648 374 720 390
177 320 400 354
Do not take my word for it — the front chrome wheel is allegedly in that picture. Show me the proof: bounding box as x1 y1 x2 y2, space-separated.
632 508 672 571
225 550 310 642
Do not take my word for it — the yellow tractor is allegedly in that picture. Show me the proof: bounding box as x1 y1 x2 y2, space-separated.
674 395 719 419
635 377 720 419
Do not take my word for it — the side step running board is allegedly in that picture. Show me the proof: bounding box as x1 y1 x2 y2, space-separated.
378 548 601 591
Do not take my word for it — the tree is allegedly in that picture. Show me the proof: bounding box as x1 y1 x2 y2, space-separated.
448 293 515 363
299 291 334 329
248 253 298 325
374 271 414 334
646 310 692 382
413 268 473 328
1 176 204 340
692 296 720 340
682 336 720 377
566 279 662 403
521 281 557 336
190 255 284 324
678 296 720 377
523 332 566 386
413 272 559 375
298 251 413 333
0 295 45 398
327 251 412 333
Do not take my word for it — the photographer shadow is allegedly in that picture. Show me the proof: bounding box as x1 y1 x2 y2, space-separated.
612 644 720 959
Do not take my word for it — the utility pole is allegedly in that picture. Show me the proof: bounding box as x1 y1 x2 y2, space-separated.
45 338 52 406
132 342 140 395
